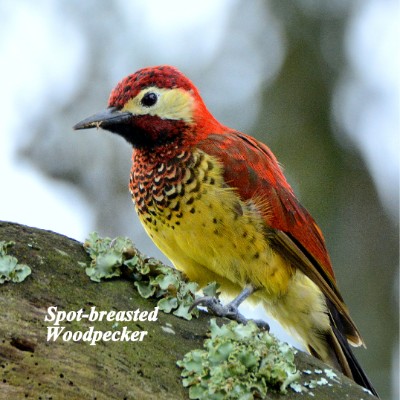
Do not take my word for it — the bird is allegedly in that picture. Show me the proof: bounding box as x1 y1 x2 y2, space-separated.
74 65 378 397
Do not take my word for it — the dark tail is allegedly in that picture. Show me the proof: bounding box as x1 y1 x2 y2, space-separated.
317 297 380 397
330 325 379 398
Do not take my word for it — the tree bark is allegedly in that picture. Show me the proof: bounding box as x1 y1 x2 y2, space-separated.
0 222 377 399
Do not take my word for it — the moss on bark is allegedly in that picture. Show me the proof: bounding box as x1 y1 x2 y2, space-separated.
0 222 377 399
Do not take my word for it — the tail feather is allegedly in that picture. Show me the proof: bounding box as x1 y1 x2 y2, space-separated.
323 297 379 397
330 325 379 398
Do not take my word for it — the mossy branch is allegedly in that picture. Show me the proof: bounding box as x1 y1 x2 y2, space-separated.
0 221 377 399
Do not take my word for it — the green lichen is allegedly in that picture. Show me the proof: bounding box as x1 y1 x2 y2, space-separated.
82 232 199 320
0 241 31 284
177 318 300 399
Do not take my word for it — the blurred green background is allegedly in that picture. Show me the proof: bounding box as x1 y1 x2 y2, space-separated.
0 1 398 398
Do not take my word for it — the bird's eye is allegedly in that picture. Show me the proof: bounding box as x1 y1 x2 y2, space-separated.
141 92 158 107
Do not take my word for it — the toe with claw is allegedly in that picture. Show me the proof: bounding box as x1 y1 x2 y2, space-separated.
190 287 270 331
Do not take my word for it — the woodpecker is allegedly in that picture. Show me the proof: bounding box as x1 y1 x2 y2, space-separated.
74 65 378 397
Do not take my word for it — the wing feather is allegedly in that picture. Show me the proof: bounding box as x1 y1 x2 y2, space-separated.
198 131 362 344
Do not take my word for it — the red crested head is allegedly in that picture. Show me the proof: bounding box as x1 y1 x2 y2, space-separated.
108 65 196 109
74 65 222 152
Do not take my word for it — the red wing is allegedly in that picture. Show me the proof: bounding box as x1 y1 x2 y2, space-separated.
199 132 333 272
198 131 362 344
200 132 341 281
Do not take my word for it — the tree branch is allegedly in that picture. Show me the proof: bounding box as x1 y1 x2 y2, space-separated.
0 222 377 399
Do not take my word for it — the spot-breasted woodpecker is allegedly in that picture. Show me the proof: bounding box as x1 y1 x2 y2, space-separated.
74 65 378 397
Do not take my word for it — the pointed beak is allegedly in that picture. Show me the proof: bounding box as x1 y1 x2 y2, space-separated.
73 107 133 130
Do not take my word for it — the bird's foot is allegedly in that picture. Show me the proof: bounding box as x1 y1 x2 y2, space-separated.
190 296 270 331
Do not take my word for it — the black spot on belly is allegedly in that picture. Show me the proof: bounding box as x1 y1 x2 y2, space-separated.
269 268 277 279
171 202 180 211
167 192 178 200
190 180 201 193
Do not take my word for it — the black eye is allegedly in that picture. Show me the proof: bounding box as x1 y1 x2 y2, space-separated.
141 92 158 107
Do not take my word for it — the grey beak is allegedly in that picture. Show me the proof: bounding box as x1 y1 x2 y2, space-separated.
73 107 132 130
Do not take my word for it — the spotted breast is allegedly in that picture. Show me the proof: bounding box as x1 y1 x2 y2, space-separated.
130 147 293 298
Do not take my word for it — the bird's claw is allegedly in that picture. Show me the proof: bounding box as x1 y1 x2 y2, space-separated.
189 295 219 313
190 295 270 331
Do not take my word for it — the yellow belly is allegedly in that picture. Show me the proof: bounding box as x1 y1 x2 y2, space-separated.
136 150 293 300
134 149 331 360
